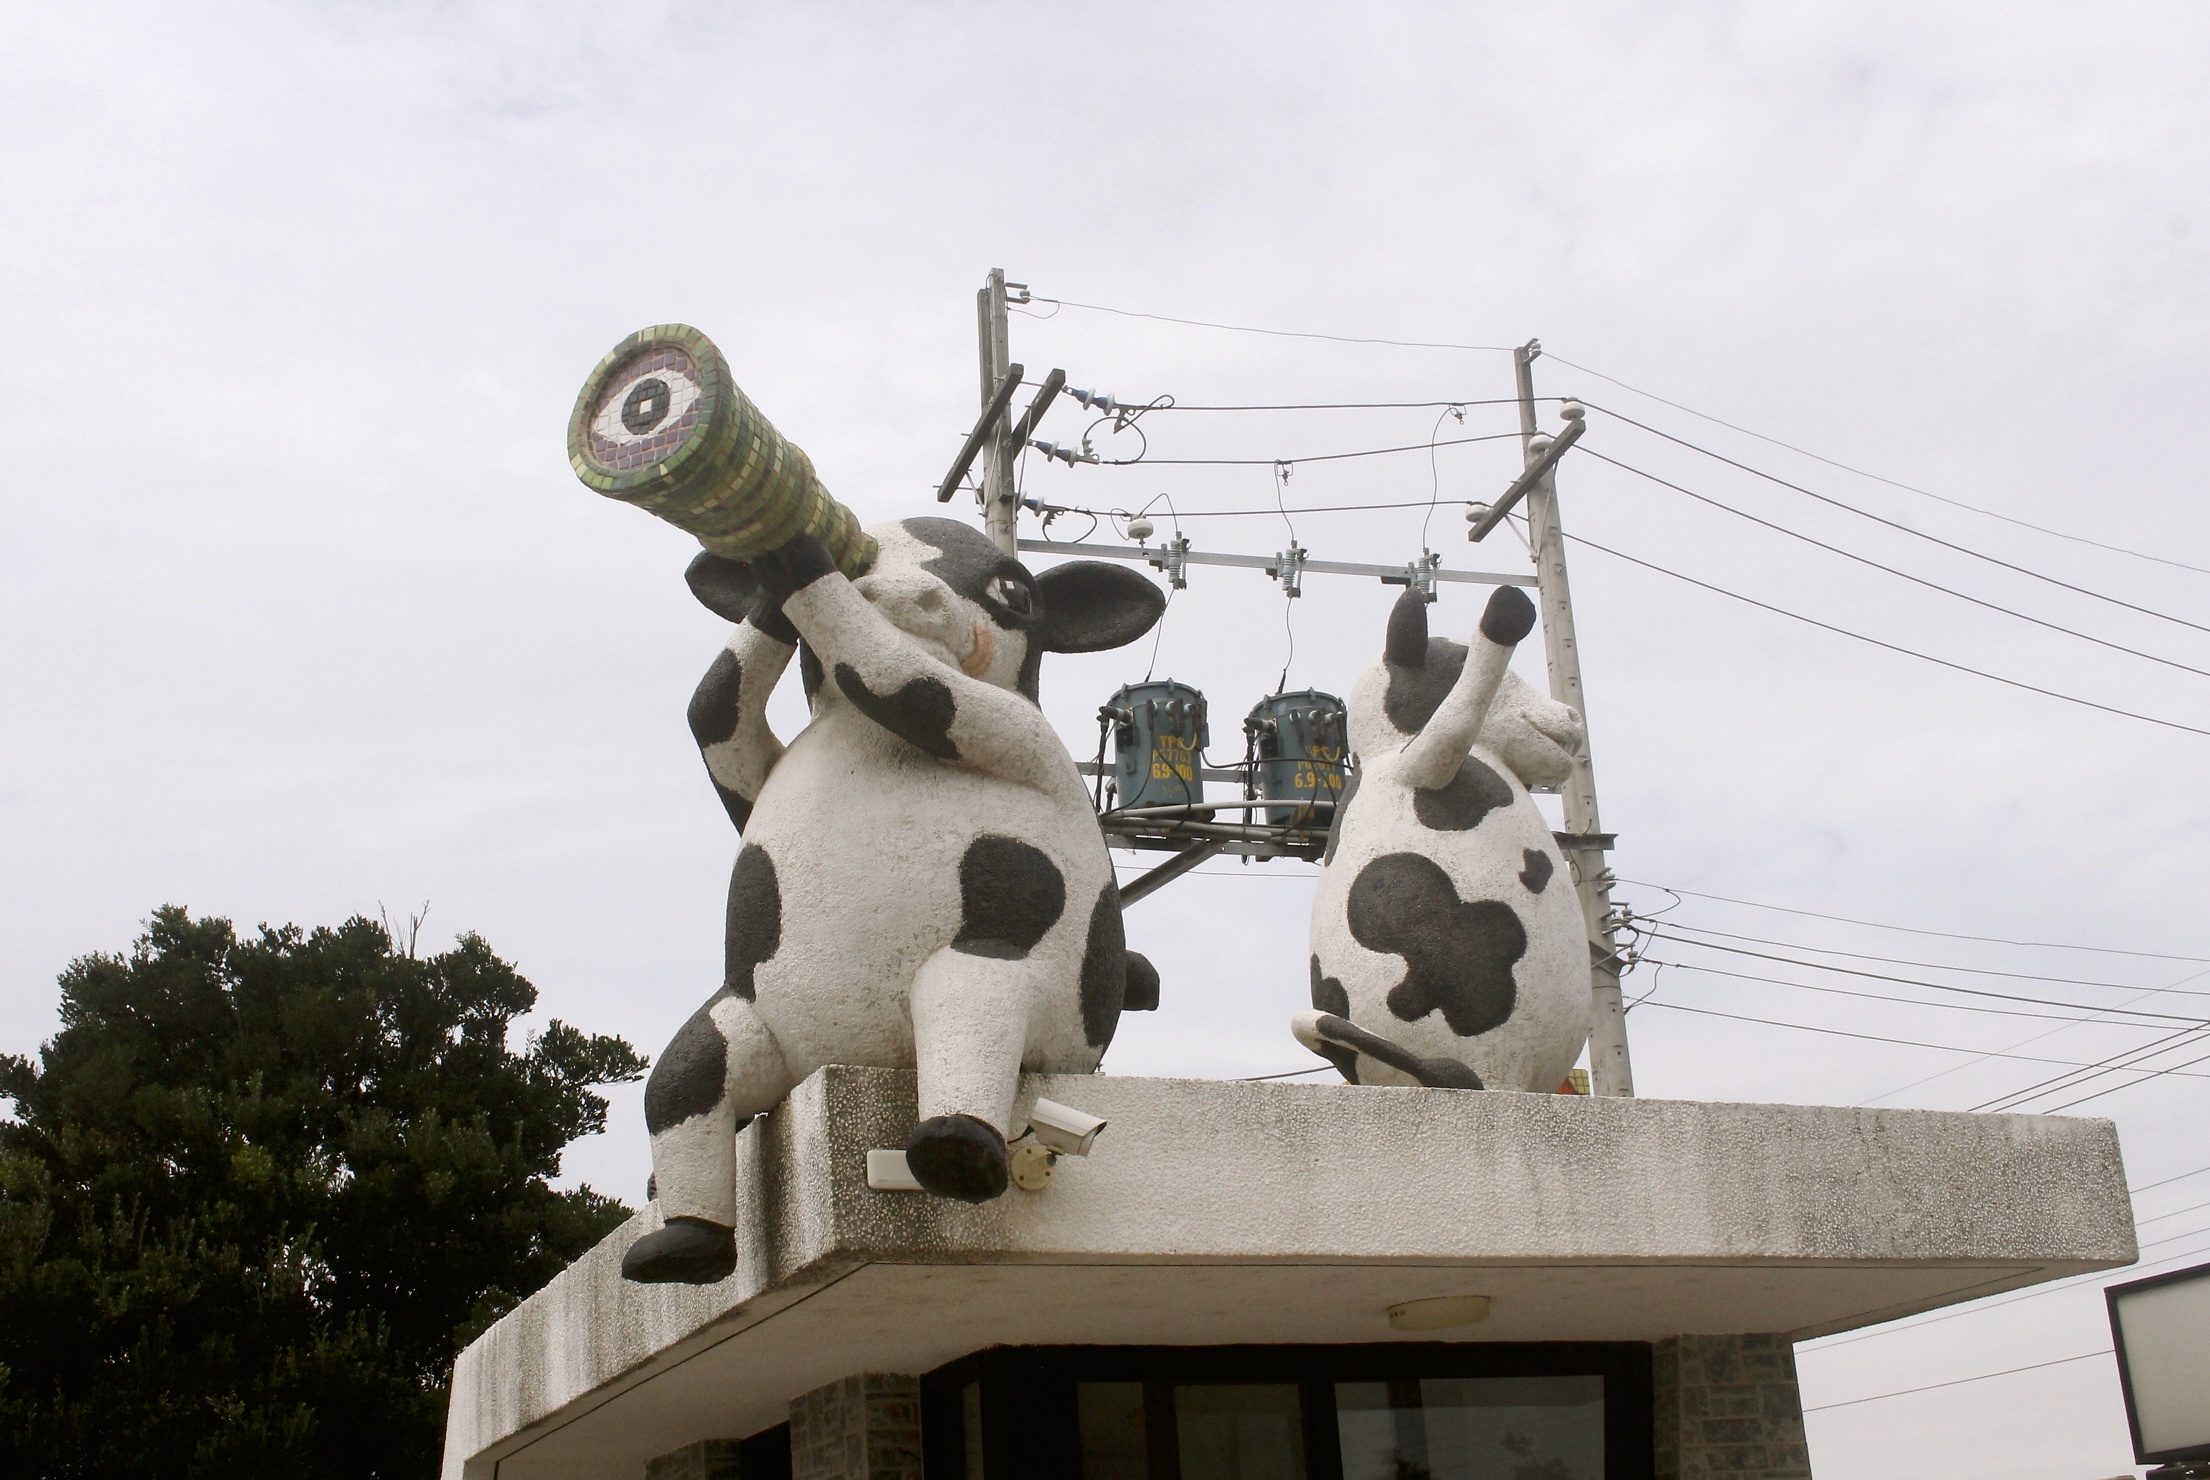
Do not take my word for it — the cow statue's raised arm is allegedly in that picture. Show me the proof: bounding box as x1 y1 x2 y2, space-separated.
1304 584 1591 1094
623 517 1165 1285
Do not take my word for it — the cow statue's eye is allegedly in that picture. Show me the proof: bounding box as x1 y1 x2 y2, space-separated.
993 576 1034 616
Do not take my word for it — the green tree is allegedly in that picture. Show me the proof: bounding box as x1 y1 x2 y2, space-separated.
0 906 647 1478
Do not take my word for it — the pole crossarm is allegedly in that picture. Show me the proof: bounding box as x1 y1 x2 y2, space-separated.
1466 413 1585 543
937 362 1026 503
1017 537 1537 589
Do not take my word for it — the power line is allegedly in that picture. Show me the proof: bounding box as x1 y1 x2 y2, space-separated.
2137 1195 2210 1226
1859 964 2210 1107
1653 921 2210 996
1613 880 2210 964
1052 497 1485 519
1560 527 2210 738
1584 448 2210 681
1646 931 2210 1020
1584 402 2210 637
2038 1041 2210 1113
1641 957 2201 1030
1541 351 2210 578
1015 295 2210 574
1633 1000 2210 1079
1150 398 1528 412
2133 1160 2210 1196
1969 1022 2210 1113
1802 1227 2210 1352
1102 428 1524 467
1024 297 1515 355
1801 1350 2110 1413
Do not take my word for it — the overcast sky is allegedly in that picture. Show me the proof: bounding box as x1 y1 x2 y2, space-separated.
6 4 2209 1476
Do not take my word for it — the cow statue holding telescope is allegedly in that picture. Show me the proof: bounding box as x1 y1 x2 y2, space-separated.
568 326 1164 1285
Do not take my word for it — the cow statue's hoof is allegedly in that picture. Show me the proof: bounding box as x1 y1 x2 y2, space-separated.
621 1215 737 1284
904 1114 1009 1203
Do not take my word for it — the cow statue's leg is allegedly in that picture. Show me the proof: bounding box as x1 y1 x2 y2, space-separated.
622 989 795 1284
904 945 1045 1202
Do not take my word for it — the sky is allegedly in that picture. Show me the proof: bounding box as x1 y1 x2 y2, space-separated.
5 3 2208 1475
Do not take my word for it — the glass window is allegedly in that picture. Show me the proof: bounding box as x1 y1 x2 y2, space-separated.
1335 1376 1604 1480
1078 1381 1149 1480
1175 1383 1307 1480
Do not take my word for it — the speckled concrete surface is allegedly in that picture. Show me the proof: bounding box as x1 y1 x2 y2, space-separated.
442 1067 2133 1480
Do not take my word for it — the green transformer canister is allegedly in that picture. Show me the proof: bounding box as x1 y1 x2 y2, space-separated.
566 324 877 579
1245 690 1348 825
1107 680 1209 811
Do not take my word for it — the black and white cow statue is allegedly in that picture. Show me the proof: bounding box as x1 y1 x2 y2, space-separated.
623 517 1166 1284
1302 584 1590 1093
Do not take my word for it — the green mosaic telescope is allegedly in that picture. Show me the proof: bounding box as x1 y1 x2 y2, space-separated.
567 324 877 578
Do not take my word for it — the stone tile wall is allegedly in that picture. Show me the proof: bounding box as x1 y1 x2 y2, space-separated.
789 1373 925 1480
1652 1334 1814 1480
645 1438 748 1480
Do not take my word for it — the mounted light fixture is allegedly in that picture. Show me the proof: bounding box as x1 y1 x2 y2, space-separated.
2106 1260 2210 1475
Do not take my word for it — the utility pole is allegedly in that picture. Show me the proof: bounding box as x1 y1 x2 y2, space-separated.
1516 340 1635 1097
977 268 1018 556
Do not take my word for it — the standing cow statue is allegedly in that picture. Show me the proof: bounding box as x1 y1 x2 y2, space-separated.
1300 584 1592 1092
623 518 1166 1284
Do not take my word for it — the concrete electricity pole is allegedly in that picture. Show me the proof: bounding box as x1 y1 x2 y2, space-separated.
1515 340 1636 1097
977 269 1019 557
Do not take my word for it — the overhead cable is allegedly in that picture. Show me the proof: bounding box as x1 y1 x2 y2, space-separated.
1639 957 2205 1029
1134 397 1528 412
1803 1228 2210 1352
1634 1001 2210 1079
1560 528 2210 738
1968 1021 2210 1113
1801 1350 2111 1414
1585 448 2210 680
1103 428 1524 468
1015 292 2210 573
1654 922 2210 999
1585 403 2210 636
1543 351 2210 578
1022 296 1514 355
1861 971 2210 1108
2037 1042 2210 1113
1614 879 2210 964
2132 1160 2210 1195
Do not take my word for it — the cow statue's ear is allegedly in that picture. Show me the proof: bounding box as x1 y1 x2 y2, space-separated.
685 552 761 623
1033 561 1168 652
1384 587 1429 667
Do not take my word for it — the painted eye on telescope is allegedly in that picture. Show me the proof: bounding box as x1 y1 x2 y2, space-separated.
992 575 1034 616
588 360 704 450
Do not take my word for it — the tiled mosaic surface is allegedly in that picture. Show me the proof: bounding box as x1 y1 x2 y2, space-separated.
584 345 704 473
566 323 878 577
1653 1334 1814 1480
790 1373 924 1480
645 1438 748 1480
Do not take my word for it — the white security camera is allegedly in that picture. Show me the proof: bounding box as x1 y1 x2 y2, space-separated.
1026 1098 1107 1157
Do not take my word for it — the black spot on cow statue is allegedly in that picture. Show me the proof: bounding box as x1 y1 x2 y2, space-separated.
623 518 1164 1284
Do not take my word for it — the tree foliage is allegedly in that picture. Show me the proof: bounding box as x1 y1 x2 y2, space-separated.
0 906 647 1478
